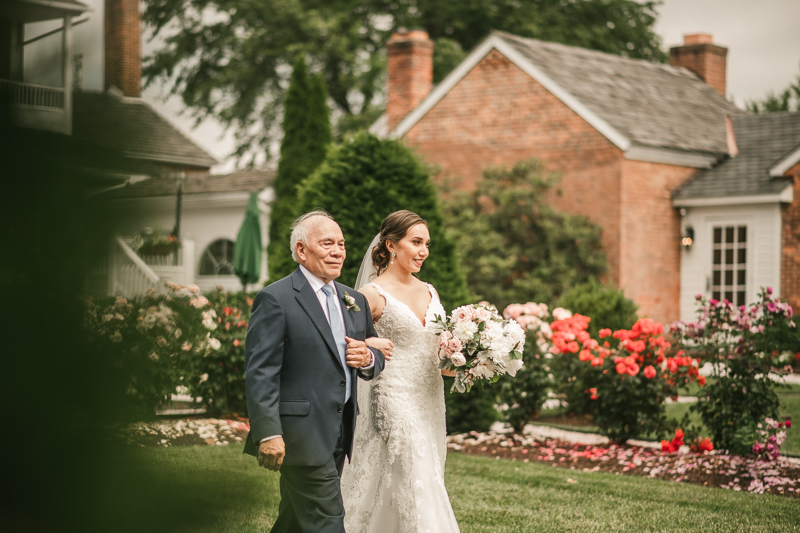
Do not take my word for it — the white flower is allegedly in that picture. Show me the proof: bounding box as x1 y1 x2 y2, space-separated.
450 352 467 366
149 352 159 362
470 364 495 380
190 296 210 308
199 373 208 383
202 310 218 330
188 284 201 294
208 338 222 350
453 319 478 342
174 328 182 339
506 358 524 377
552 307 573 321
181 342 193 351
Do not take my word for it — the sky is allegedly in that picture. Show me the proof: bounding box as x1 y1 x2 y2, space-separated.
22 0 800 174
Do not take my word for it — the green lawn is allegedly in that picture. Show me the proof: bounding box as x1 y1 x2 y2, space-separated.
136 445 800 532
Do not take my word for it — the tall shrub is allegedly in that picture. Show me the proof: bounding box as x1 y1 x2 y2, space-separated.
267 57 332 282
440 159 607 311
296 131 469 311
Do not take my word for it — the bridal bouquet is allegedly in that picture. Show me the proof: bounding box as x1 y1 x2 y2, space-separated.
432 304 526 393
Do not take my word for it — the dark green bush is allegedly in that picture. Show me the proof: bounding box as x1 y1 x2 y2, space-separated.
443 377 499 434
555 279 638 338
297 131 470 311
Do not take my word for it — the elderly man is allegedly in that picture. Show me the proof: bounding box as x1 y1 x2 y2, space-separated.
244 210 387 533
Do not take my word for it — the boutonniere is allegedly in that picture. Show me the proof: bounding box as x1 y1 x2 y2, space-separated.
343 291 361 312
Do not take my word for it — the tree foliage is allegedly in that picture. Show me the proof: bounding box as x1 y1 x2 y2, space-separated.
440 159 607 311
296 131 470 311
746 64 800 113
267 57 331 283
142 0 666 160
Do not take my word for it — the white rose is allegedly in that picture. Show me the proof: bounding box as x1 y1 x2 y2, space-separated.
450 352 467 367
199 373 208 383
552 307 573 320
208 338 222 350
149 352 159 362
453 320 478 342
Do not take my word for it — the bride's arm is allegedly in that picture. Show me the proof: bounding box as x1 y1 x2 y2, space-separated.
441 369 456 377
359 285 393 361
358 285 386 323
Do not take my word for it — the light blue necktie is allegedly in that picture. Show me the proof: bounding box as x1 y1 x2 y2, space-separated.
321 284 350 403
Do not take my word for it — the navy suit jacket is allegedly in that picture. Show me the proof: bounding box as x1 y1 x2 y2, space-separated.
243 267 384 466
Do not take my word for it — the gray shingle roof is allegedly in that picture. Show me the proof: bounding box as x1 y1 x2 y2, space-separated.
493 31 743 154
672 112 800 200
73 90 218 169
112 170 276 198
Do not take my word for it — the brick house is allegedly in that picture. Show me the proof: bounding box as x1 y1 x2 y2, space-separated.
373 29 798 323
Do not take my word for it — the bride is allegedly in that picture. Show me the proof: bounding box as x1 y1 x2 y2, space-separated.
341 210 460 533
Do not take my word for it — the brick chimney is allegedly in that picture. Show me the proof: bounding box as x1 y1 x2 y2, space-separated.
104 0 141 97
669 34 727 97
387 28 433 131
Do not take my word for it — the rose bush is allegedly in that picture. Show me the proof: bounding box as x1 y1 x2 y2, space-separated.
84 283 221 418
550 315 705 443
192 289 252 415
670 288 796 453
498 302 555 432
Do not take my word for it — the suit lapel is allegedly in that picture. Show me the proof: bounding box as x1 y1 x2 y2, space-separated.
292 269 340 363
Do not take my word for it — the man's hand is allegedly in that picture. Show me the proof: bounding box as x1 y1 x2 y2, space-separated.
345 336 372 368
258 436 285 471
365 337 394 361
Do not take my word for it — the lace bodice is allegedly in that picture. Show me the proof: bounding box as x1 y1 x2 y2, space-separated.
370 282 445 387
341 282 459 533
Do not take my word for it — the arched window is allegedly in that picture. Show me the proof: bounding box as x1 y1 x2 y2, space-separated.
199 239 235 276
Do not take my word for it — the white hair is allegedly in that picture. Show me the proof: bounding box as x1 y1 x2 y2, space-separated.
290 210 335 262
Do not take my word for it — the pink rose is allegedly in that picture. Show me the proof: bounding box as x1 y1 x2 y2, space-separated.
503 304 524 319
453 306 475 322
474 306 493 322
448 337 463 354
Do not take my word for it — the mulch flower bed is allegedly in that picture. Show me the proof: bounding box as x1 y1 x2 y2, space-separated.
124 417 250 448
446 431 800 499
123 418 799 499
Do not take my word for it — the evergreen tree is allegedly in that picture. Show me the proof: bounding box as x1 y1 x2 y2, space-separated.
267 58 331 282
296 131 470 311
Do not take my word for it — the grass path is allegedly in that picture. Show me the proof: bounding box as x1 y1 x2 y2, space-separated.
137 445 800 532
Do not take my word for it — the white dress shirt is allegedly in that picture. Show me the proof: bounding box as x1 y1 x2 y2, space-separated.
261 266 373 443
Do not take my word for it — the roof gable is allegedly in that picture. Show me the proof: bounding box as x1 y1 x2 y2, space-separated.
388 31 742 161
73 91 218 169
673 112 800 203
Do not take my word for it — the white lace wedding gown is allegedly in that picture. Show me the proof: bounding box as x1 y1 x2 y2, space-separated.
341 282 460 533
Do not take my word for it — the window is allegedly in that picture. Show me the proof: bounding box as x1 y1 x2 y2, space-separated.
199 239 235 276
711 225 746 306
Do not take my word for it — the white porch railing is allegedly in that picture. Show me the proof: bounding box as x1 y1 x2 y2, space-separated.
84 236 196 298
0 79 65 109
110 237 164 299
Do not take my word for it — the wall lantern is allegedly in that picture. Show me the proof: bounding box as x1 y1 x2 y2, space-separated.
681 226 694 251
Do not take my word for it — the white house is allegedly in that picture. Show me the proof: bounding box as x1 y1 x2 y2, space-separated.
673 112 800 320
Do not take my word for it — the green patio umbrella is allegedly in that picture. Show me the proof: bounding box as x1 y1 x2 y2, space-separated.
233 193 263 291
